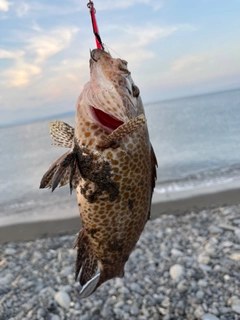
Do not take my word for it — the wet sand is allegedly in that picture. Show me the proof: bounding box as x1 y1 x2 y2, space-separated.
1 181 240 244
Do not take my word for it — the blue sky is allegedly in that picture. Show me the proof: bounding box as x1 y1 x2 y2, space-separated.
0 0 240 125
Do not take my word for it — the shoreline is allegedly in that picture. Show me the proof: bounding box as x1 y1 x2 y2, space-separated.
1 180 240 244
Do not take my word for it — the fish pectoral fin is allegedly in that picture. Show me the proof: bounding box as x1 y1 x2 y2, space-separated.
50 120 75 148
74 229 100 298
97 114 146 149
39 150 80 192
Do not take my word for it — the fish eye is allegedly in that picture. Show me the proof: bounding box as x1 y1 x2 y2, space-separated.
132 84 140 97
121 60 128 66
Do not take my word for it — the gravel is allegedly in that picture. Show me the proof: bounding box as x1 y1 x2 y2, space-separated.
1 204 240 319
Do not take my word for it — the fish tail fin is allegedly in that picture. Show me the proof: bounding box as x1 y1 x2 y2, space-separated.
74 229 100 299
39 150 80 192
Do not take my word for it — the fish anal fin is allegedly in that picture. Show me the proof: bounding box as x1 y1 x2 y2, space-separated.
74 230 99 298
50 120 75 148
97 114 146 149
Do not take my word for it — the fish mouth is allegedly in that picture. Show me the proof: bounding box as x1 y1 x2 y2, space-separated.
90 106 124 133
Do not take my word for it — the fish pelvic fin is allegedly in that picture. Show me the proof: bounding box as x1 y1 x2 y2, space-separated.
74 229 100 299
39 150 80 192
50 120 74 148
97 114 146 149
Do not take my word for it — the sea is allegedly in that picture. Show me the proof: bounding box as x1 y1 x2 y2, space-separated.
1 88 240 218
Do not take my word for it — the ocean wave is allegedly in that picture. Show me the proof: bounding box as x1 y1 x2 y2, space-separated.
155 163 240 194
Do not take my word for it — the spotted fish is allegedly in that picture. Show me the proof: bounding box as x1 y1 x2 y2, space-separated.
40 49 157 298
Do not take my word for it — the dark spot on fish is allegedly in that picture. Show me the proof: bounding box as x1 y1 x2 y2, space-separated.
97 139 121 150
118 79 123 87
78 203 81 206
128 198 134 211
86 228 100 239
108 239 124 252
74 138 119 203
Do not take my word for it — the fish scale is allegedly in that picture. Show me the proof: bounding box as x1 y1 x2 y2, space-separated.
40 49 157 298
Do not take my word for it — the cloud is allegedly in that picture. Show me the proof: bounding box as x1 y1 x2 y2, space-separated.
124 25 178 47
27 27 79 63
0 26 79 87
0 49 41 87
103 24 180 66
3 62 41 87
0 0 10 12
0 49 24 59
171 54 207 72
15 2 29 17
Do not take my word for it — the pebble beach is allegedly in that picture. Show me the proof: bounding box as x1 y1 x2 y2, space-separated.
1 205 240 320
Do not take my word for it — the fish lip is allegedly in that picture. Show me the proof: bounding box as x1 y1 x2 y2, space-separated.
90 49 111 63
89 105 124 133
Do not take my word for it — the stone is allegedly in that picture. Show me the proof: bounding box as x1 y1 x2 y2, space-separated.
32 251 43 260
232 305 240 314
208 225 223 234
161 297 170 308
194 305 204 318
37 308 46 319
204 243 217 256
171 248 183 256
47 300 58 312
213 264 221 271
130 304 139 316
177 279 189 293
196 290 205 300
169 264 184 280
51 315 60 320
114 301 124 309
198 253 210 265
218 224 236 231
227 296 240 306
199 264 212 271
198 279 208 287
202 314 220 320
54 291 71 309
39 287 56 297
158 307 168 315
5 248 17 255
129 283 142 293
101 307 113 318
223 274 230 281
0 274 13 286
229 252 240 261
235 228 240 238
221 241 233 247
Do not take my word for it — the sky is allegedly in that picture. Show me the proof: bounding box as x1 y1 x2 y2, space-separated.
0 0 240 126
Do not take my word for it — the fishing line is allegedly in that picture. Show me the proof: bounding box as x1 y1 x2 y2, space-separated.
87 1 104 50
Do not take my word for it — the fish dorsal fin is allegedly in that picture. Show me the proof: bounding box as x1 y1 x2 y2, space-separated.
50 120 74 148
